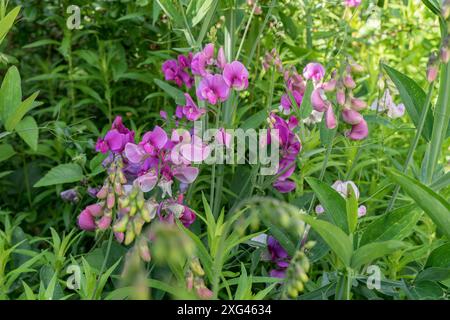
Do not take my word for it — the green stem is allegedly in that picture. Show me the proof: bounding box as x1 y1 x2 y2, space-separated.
386 84 434 212
91 230 114 299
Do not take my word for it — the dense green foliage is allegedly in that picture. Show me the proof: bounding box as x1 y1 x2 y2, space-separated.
0 0 449 300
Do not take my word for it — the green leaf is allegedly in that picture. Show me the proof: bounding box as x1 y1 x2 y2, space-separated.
0 66 22 124
34 163 84 187
319 115 337 146
360 205 421 246
241 110 267 130
5 91 40 132
416 267 450 283
298 214 353 267
190 0 214 27
383 64 433 141
426 243 450 268
421 0 442 15
15 116 38 151
155 0 184 27
388 170 450 239
306 177 349 233
299 80 313 119
154 79 185 105
0 143 15 162
23 39 59 49
0 6 21 44
351 241 406 269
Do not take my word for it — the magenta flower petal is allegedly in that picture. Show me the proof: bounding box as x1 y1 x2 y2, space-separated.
135 172 158 192
86 203 103 217
223 61 249 91
344 0 362 7
342 108 363 125
273 179 296 193
173 166 199 184
149 126 168 150
325 107 337 129
125 143 146 164
180 206 196 227
78 209 96 231
303 62 325 81
311 88 328 112
347 119 369 140
197 74 230 105
104 130 124 152
217 47 227 69
97 215 112 230
203 43 215 61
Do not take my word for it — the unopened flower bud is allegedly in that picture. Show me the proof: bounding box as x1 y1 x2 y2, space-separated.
343 74 356 89
118 171 127 184
138 240 151 262
96 185 108 199
190 258 205 277
114 181 122 196
350 97 367 111
97 215 112 230
136 192 145 209
114 232 124 243
129 203 138 217
295 280 304 292
133 216 145 235
106 192 115 209
113 215 129 233
118 196 130 209
427 52 439 83
287 286 298 298
124 224 136 245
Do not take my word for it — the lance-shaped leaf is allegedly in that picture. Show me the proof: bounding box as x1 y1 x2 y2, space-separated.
306 177 349 233
388 170 450 239
383 64 433 141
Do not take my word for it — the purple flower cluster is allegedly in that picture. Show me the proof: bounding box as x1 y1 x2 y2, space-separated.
268 113 302 193
162 54 194 89
162 43 249 108
95 116 135 154
78 117 203 252
344 0 362 7
267 236 290 278
310 62 369 140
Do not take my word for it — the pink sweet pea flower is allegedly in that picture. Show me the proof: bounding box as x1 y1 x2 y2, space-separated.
280 91 303 114
180 93 207 121
311 87 329 112
95 116 135 154
191 52 208 76
180 206 196 227
162 60 179 82
342 108 363 125
273 179 296 193
217 47 227 69
191 44 215 76
223 61 249 91
347 118 369 140
172 166 199 184
325 106 337 129
344 0 362 7
196 74 230 105
78 208 96 231
303 62 325 82
135 171 158 192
